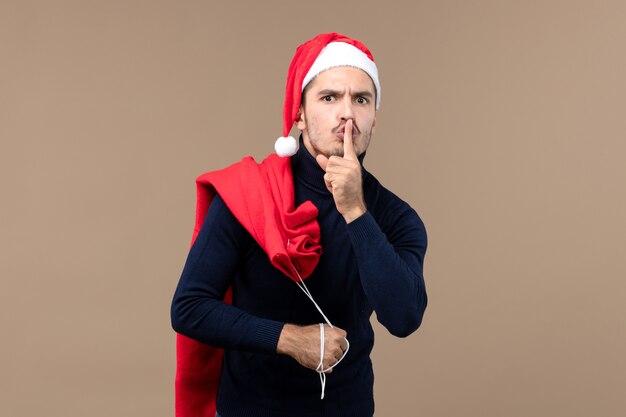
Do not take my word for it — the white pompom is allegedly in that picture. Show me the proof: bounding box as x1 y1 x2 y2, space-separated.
274 136 298 157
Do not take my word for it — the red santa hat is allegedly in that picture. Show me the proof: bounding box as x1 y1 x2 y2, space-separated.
274 32 381 157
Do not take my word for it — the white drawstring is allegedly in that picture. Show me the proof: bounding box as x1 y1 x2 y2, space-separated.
287 241 350 399
317 323 327 397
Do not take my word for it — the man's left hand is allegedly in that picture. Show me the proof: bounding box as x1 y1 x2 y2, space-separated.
316 120 366 223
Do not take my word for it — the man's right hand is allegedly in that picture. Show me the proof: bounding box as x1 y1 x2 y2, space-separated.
277 323 348 373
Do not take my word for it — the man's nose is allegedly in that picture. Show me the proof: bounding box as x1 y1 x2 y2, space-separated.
340 97 355 120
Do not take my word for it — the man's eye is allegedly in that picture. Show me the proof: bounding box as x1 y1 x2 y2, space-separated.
322 95 334 102
355 97 369 104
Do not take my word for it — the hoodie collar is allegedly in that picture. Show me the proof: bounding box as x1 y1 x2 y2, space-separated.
291 136 366 195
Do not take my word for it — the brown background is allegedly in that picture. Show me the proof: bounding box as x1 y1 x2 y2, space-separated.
1 1 625 416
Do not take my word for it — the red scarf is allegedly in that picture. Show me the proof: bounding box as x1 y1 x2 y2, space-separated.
175 153 322 417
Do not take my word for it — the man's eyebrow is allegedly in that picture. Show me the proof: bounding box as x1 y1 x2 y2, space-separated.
353 90 374 98
317 89 340 96
316 89 374 98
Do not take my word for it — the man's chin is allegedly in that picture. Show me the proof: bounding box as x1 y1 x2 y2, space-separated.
310 143 347 158
325 144 345 158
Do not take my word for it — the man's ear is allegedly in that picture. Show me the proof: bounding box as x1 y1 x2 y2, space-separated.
295 107 306 130
371 115 377 134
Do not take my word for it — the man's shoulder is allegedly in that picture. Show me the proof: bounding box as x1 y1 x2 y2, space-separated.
362 169 424 230
363 170 413 209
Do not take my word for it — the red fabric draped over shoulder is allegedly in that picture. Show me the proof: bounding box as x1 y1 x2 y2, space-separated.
175 153 321 417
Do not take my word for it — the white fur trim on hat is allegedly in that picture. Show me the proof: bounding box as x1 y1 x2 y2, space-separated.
302 42 381 109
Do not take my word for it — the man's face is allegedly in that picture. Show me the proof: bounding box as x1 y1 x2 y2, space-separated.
296 66 377 159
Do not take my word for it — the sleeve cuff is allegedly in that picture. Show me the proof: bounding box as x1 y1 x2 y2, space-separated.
346 211 382 243
250 319 286 353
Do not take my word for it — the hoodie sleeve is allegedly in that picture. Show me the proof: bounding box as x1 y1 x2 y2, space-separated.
171 194 285 353
346 192 428 338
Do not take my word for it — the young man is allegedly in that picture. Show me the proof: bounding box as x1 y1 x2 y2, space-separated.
172 32 428 417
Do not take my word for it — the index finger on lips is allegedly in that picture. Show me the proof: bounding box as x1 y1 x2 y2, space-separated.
343 120 357 161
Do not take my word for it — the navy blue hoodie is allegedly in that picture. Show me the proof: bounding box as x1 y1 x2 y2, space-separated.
172 141 427 417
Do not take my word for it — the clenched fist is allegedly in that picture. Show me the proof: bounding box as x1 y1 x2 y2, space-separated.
277 323 349 373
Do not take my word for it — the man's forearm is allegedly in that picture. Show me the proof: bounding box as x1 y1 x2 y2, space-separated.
347 209 428 337
171 195 285 354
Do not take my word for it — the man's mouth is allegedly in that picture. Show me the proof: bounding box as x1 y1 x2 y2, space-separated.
335 124 359 137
